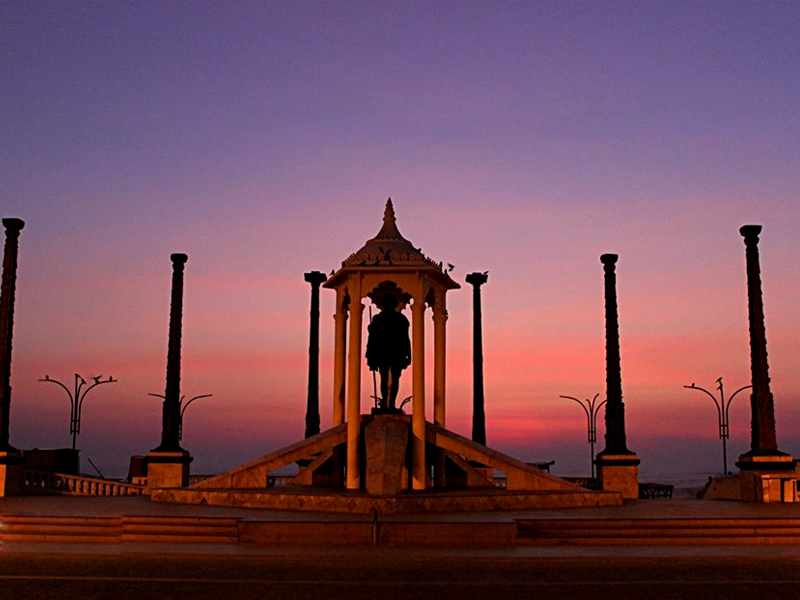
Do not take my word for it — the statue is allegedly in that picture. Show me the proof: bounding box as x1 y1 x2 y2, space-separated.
366 294 411 411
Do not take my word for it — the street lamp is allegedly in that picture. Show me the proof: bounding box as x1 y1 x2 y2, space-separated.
39 373 117 450
559 393 606 479
148 392 212 440
683 377 751 475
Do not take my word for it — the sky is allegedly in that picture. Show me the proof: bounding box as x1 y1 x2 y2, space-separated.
1 1 799 482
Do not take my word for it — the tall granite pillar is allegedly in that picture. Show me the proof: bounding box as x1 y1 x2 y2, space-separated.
466 272 488 446
0 219 24 453
0 219 25 497
736 226 793 481
304 271 327 438
147 253 192 488
595 254 639 499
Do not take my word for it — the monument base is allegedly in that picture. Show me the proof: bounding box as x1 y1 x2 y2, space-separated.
0 451 25 497
145 451 192 489
736 453 797 502
363 414 410 495
596 453 640 500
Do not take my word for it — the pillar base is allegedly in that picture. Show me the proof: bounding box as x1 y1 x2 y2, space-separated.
736 453 797 502
595 453 640 500
735 452 794 471
145 451 192 489
0 451 25 497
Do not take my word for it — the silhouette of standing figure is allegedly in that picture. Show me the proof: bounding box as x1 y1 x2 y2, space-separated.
366 295 411 411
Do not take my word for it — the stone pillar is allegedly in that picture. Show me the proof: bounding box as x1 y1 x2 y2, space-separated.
0 218 24 453
304 271 327 438
466 272 488 445
432 302 447 427
148 253 192 488
595 254 639 499
332 292 348 427
346 299 364 489
411 300 426 490
0 219 25 496
736 225 793 475
432 301 448 488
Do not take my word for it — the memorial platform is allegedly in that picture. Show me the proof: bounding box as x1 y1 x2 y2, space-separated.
4 496 800 552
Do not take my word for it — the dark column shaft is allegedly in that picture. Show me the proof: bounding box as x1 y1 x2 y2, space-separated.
0 218 24 452
304 271 327 438
155 253 188 452
466 272 488 445
600 254 630 455
740 225 779 454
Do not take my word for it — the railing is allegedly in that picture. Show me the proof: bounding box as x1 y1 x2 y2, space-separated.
22 470 147 496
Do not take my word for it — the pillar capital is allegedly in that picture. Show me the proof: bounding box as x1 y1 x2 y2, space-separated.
740 224 762 244
600 253 618 267
170 253 188 266
304 271 328 286
465 271 488 287
349 300 365 315
1 219 24 236
432 307 448 323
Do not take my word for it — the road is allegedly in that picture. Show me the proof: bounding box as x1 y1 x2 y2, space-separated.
1 550 799 599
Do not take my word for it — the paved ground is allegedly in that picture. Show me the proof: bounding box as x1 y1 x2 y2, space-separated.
2 550 800 599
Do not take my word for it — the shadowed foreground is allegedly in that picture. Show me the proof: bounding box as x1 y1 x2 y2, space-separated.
1 551 799 600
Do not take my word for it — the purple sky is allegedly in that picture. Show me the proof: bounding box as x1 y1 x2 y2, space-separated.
2 1 799 481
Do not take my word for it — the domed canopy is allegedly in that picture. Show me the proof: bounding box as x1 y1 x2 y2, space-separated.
324 199 460 291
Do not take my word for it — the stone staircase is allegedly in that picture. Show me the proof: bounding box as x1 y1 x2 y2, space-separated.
5 514 800 547
516 517 800 546
0 516 120 543
122 516 240 543
0 515 240 544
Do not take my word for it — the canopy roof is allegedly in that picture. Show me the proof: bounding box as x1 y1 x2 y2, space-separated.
324 199 460 291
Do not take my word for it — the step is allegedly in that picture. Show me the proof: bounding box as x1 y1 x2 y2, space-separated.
122 516 240 526
516 518 800 546
0 516 121 542
120 516 240 543
519 535 800 546
517 517 800 529
0 515 241 544
120 533 240 543
0 533 119 543
1 516 121 526
122 523 239 533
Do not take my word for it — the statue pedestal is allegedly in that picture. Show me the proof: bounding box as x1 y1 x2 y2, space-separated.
145 451 192 489
0 451 25 497
737 453 797 502
596 453 640 500
363 414 410 495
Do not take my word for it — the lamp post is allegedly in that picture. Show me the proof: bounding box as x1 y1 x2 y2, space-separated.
684 377 751 475
39 373 117 450
148 392 212 441
560 393 606 479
